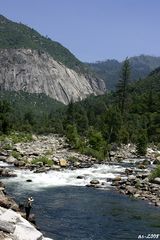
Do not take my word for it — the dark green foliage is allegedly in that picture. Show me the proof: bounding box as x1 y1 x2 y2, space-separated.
0 100 11 133
149 165 160 181
65 124 81 149
102 106 122 143
31 156 53 166
86 128 107 160
136 130 148 156
0 90 65 134
116 57 130 115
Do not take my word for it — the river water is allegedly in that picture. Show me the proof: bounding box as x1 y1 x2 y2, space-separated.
1 162 160 240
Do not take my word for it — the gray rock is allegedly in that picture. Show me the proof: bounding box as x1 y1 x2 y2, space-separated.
77 176 84 179
152 177 160 185
155 201 160 207
90 179 100 185
0 49 105 104
125 168 133 175
6 156 17 164
14 161 26 167
125 186 137 195
13 222 42 240
50 165 61 170
0 219 15 233
0 156 7 161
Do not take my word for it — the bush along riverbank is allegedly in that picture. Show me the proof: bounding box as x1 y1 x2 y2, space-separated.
0 133 160 209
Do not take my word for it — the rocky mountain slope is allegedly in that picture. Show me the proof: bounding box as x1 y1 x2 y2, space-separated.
0 15 106 104
0 14 84 72
87 55 160 90
0 48 105 104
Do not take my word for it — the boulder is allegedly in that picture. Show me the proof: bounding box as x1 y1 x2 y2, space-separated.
125 168 133 175
113 176 121 182
90 179 100 185
0 219 15 233
126 186 137 195
14 161 26 167
155 201 160 207
50 165 61 170
0 182 5 188
77 176 84 179
156 156 160 161
0 168 4 174
138 164 146 169
73 161 81 167
0 156 7 161
0 151 9 157
153 159 160 165
13 222 42 240
0 209 20 224
152 178 160 185
26 179 32 182
59 159 68 167
133 193 140 198
142 159 151 165
6 156 17 164
1 169 17 178
128 175 136 181
33 167 49 173
0 195 19 211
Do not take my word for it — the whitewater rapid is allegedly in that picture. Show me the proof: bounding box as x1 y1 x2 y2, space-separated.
1 163 126 191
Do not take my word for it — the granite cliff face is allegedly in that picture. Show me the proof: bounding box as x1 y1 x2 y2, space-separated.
0 49 106 104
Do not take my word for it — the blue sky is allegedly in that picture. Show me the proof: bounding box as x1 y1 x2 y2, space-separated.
0 0 160 62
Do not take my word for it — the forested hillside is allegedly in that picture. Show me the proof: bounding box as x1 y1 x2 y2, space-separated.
87 55 160 90
0 91 65 133
1 62 160 159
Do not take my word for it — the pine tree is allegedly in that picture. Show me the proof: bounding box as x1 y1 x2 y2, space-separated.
116 57 130 115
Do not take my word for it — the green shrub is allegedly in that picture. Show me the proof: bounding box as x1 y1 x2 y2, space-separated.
12 150 21 159
136 130 148 156
65 124 82 149
149 165 160 181
3 143 13 150
31 156 53 166
81 147 105 161
10 132 33 143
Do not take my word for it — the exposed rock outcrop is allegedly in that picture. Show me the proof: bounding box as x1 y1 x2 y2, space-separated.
0 49 106 104
0 207 53 240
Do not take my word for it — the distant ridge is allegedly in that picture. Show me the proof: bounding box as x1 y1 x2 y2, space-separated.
87 55 160 90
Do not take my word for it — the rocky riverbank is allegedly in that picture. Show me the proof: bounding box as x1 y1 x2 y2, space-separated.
0 182 53 240
0 134 103 173
109 145 160 207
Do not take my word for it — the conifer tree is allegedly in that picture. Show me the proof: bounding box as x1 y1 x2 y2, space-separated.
116 57 130 115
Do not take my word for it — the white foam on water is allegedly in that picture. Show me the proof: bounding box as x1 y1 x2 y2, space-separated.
3 164 125 191
0 161 11 167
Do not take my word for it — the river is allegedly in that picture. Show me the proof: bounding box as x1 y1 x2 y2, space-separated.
1 162 160 240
